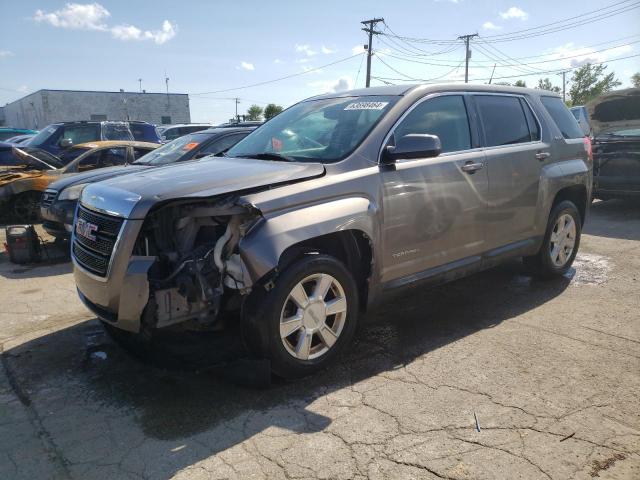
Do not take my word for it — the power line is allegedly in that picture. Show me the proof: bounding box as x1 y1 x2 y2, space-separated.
380 0 640 45
190 53 362 95
373 52 640 83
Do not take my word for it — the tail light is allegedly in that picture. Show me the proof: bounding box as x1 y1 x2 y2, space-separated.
583 136 593 165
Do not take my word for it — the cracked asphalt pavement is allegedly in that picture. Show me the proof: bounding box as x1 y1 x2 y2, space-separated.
1 199 639 479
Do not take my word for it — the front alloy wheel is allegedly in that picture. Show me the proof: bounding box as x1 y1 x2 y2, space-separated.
243 254 359 379
280 273 348 361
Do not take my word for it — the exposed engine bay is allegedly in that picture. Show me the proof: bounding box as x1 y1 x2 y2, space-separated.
133 197 260 330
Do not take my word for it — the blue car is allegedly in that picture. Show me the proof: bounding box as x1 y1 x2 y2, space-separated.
27 121 161 159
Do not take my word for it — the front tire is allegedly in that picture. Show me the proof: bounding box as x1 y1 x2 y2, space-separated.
12 191 41 222
524 200 581 277
243 254 359 379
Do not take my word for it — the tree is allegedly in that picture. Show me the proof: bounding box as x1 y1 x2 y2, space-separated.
569 63 621 105
536 78 561 93
264 103 284 120
513 80 527 87
632 72 640 88
246 105 263 121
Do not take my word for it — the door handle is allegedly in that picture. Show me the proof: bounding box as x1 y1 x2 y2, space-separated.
461 161 484 174
535 152 551 161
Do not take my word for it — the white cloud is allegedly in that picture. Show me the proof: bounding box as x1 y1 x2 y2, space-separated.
296 57 311 64
482 21 502 30
547 42 633 68
110 20 176 44
321 45 336 54
0 50 14 58
34 2 110 30
240 61 255 71
34 3 176 44
17 85 29 93
308 76 354 93
273 58 284 64
295 44 317 56
499 7 528 20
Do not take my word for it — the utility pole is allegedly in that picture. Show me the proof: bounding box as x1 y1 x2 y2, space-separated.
138 78 142 92
488 63 497 84
234 97 240 123
361 17 384 88
561 71 568 102
458 33 478 83
165 73 170 107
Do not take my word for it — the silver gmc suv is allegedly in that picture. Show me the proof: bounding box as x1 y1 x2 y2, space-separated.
72 84 592 378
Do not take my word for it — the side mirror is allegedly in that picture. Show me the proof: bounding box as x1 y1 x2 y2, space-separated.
382 134 441 163
60 138 73 148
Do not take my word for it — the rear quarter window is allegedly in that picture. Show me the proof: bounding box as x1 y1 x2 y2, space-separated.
540 96 584 139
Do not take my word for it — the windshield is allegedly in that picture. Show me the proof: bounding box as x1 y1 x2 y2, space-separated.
133 132 207 165
227 95 399 163
28 125 59 147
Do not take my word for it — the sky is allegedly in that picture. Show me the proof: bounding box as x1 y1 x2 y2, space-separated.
1 0 639 124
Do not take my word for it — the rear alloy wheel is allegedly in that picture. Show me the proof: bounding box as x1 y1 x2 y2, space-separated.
12 192 41 222
549 213 577 268
524 200 581 277
243 254 358 379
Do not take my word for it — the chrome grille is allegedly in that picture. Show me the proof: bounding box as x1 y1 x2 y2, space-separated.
41 189 58 209
72 205 124 277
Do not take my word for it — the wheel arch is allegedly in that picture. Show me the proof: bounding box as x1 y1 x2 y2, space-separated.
239 197 377 309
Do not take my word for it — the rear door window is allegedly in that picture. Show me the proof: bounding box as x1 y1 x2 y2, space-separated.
475 95 531 147
394 95 472 153
100 147 128 167
540 96 584 139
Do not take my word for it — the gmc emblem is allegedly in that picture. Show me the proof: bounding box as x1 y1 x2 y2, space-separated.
76 218 98 241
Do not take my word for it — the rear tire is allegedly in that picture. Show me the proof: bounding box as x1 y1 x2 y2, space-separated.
242 254 359 379
524 200 581 278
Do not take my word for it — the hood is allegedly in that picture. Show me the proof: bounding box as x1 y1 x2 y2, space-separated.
47 164 151 193
80 156 325 219
0 170 44 186
587 88 640 136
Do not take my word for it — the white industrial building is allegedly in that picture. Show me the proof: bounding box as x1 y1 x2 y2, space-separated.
1 89 191 128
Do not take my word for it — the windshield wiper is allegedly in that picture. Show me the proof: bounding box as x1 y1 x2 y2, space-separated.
237 152 295 162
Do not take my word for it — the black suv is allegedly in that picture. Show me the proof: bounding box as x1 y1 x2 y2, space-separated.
27 121 161 159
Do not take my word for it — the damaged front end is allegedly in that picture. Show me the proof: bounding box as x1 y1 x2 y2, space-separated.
75 196 261 333
135 198 261 331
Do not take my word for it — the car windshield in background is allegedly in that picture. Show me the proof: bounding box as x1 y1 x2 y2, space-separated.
133 133 205 165
226 95 399 163
28 125 58 147
600 128 640 137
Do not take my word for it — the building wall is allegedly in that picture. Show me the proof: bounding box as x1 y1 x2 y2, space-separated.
3 90 190 129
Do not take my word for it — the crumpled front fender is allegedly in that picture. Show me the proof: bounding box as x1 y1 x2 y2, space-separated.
238 196 377 284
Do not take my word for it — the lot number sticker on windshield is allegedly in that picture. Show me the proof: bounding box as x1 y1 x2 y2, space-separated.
344 101 389 111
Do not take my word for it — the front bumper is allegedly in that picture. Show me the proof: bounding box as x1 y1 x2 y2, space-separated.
41 200 76 237
73 216 154 333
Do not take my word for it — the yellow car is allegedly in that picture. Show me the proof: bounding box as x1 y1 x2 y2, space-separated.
0 140 159 221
